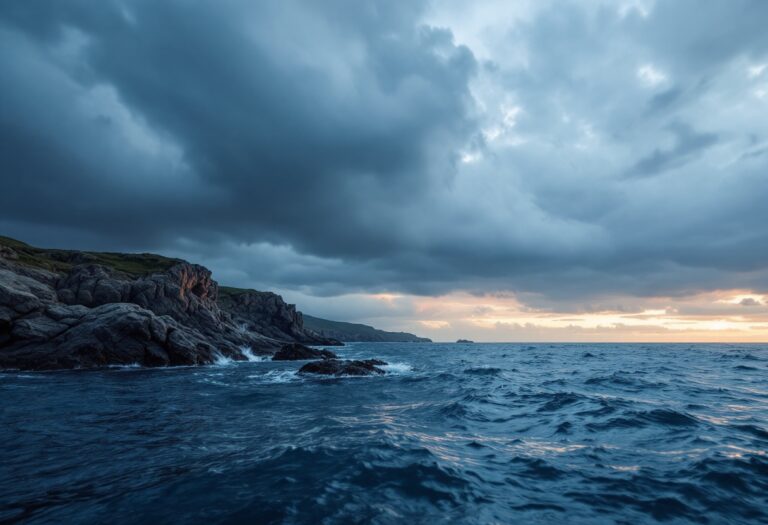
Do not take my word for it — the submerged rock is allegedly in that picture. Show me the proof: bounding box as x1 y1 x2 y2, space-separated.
298 358 388 376
272 342 337 361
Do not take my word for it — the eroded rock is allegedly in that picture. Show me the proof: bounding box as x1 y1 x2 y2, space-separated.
0 303 230 370
219 290 342 346
55 262 279 355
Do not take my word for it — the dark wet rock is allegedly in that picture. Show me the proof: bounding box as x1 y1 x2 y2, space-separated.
0 303 230 370
45 304 91 322
219 289 342 346
272 342 337 361
298 358 388 376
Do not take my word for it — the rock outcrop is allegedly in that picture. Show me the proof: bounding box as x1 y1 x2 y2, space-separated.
272 342 338 361
219 289 341 346
298 359 388 376
1 303 225 370
0 239 342 370
54 263 277 353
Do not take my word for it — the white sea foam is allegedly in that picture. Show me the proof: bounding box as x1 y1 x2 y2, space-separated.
381 362 413 374
106 363 142 369
248 370 299 384
212 352 237 366
240 346 270 362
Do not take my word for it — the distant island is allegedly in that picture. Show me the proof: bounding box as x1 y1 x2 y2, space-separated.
456 339 475 343
0 236 430 370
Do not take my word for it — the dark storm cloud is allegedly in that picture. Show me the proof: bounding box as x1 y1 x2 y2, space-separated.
2 0 768 307
1 0 476 253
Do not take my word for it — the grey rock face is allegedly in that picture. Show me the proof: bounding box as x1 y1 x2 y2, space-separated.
56 262 279 356
0 303 228 370
57 263 218 322
0 269 58 314
219 290 341 346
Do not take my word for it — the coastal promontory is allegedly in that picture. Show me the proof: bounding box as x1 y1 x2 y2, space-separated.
0 237 347 370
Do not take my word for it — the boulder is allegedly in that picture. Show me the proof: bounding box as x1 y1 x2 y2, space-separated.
0 269 57 314
272 342 337 361
298 359 388 376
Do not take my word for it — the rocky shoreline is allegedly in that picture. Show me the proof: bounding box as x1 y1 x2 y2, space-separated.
0 238 360 371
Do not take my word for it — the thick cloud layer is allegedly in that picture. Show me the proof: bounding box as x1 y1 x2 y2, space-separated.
2 0 768 316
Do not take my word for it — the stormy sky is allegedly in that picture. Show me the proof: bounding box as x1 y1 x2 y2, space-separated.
2 0 768 341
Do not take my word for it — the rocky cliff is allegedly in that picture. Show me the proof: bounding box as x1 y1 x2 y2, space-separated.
0 237 339 370
219 288 336 345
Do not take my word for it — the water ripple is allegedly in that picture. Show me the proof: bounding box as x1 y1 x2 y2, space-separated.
2 343 767 524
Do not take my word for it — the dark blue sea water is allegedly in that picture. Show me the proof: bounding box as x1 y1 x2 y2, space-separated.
2 343 767 524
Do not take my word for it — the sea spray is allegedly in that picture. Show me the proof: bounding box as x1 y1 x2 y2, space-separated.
240 346 269 362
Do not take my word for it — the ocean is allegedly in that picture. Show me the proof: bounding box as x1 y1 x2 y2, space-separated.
1 343 767 524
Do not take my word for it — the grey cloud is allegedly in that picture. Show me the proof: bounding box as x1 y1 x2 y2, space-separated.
739 145 768 162
1 0 476 256
648 88 683 112
627 123 718 178
1 0 768 313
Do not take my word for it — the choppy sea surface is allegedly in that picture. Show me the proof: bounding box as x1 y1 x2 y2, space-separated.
1 343 768 524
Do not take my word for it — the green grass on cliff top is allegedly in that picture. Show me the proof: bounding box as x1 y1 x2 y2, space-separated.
218 286 281 298
219 286 248 296
0 235 182 276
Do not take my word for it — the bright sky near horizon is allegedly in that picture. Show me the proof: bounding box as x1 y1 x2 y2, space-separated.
2 0 768 341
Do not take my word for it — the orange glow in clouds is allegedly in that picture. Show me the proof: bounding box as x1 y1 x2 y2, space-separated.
373 290 768 342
